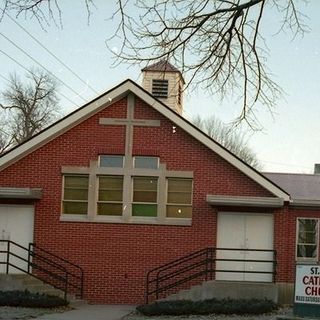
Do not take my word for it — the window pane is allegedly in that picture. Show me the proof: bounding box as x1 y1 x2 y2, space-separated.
133 177 158 191
63 202 87 215
134 156 159 169
297 219 318 259
64 176 88 188
99 190 123 202
297 245 317 258
64 189 88 201
168 192 192 204
299 219 317 232
298 231 317 244
166 205 192 218
97 203 122 216
168 179 192 192
133 191 157 202
100 155 124 167
132 204 157 217
98 176 123 202
99 176 123 189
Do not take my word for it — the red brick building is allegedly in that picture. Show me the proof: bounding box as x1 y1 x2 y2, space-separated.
0 62 319 305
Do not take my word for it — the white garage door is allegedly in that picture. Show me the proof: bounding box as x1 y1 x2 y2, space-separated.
216 213 274 282
0 205 34 273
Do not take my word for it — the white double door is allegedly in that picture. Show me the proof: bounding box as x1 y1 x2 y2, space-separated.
216 213 274 282
0 205 34 273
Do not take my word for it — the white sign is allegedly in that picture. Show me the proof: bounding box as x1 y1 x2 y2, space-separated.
295 265 320 304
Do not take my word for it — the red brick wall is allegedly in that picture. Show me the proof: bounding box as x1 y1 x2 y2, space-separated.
274 206 320 283
0 95 291 304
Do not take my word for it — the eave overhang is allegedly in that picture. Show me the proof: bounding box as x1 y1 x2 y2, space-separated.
290 199 320 208
206 195 284 208
0 187 42 200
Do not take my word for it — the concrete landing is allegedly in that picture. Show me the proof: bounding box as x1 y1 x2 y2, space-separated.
165 280 278 302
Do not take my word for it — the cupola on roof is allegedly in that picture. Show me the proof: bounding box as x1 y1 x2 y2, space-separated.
141 60 185 114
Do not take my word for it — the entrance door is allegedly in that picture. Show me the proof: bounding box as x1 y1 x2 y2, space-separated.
0 205 34 273
216 213 273 282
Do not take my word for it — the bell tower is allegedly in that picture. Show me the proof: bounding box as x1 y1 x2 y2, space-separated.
141 60 185 115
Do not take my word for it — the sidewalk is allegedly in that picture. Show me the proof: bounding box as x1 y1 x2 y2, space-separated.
34 304 135 320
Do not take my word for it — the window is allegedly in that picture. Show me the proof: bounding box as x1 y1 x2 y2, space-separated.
134 156 159 169
62 175 89 214
297 218 318 260
62 156 193 225
167 178 192 218
100 155 124 168
152 79 168 98
97 176 123 216
132 177 158 217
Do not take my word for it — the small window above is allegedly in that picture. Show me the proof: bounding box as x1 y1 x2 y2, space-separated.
134 156 159 169
152 79 168 98
100 155 124 168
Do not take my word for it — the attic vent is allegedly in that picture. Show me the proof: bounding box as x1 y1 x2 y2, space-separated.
152 79 168 98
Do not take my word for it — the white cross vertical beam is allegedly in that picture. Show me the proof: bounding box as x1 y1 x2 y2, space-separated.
99 93 161 220
99 94 161 162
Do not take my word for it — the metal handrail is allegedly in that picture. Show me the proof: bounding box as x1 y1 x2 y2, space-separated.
145 247 277 303
29 243 84 297
0 240 84 300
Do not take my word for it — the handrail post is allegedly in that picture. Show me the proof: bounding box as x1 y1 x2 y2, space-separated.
156 271 160 300
80 270 84 299
6 241 10 274
145 273 150 304
64 272 68 301
273 250 277 283
205 249 208 281
27 243 32 274
210 248 214 280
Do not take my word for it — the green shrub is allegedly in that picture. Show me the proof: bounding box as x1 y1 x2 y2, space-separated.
137 298 278 316
0 290 69 308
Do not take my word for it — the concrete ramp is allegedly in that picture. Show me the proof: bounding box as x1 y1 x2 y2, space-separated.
164 280 278 303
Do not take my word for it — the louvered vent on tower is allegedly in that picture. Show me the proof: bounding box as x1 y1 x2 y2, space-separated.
152 79 168 98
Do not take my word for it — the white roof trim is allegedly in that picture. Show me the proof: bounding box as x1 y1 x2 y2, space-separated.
206 195 284 208
0 187 42 199
291 199 320 208
0 80 289 201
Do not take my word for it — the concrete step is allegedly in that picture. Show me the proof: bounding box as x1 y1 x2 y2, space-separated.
0 274 78 301
163 280 278 303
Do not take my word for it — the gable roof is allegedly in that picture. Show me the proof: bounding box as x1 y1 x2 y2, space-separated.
0 79 290 201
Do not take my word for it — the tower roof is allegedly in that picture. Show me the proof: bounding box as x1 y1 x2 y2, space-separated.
142 60 180 72
141 60 184 83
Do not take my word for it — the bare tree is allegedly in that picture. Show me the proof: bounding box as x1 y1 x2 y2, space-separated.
0 120 13 154
0 69 60 147
108 0 308 129
193 115 261 169
0 0 95 27
1 1 308 128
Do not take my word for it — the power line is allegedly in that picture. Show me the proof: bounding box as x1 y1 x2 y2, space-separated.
4 12 100 95
0 31 87 102
0 48 80 108
260 159 311 170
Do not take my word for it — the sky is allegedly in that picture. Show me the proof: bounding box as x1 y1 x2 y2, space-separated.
0 1 319 174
